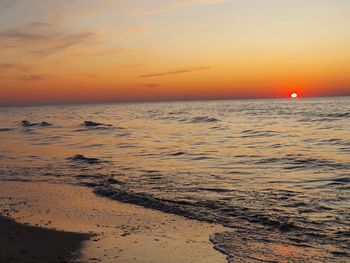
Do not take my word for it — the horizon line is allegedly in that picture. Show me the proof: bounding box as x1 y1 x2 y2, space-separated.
1 94 349 108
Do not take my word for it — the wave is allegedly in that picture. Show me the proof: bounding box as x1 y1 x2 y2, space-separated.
303 175 350 186
299 112 350 122
94 186 203 220
186 187 232 193
81 121 112 127
324 112 350 118
159 114 221 124
0 128 14 132
68 154 107 164
76 121 126 132
93 183 349 262
318 138 350 147
94 185 300 232
20 120 53 127
168 152 186 156
254 154 348 171
240 129 279 138
190 116 220 123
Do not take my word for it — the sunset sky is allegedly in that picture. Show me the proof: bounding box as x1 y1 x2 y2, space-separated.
0 0 349 105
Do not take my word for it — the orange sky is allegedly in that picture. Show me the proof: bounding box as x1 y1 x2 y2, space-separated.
0 0 349 105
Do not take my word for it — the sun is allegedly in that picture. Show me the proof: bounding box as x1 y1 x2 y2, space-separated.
290 93 298 98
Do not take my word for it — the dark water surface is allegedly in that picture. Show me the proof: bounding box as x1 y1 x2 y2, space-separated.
0 97 349 262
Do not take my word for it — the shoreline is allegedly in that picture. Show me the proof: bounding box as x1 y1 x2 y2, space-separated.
0 181 229 263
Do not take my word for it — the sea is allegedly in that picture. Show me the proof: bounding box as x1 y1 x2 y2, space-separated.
0 97 349 262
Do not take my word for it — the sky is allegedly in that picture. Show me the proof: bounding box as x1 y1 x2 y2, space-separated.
0 0 349 105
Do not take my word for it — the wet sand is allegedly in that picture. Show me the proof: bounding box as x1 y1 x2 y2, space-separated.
0 181 229 263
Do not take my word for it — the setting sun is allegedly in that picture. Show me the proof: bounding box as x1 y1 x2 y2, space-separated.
291 93 298 98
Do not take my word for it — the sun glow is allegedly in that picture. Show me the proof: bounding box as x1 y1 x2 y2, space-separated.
290 93 298 98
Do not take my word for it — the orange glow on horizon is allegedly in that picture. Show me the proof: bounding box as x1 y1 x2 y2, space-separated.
0 1 349 105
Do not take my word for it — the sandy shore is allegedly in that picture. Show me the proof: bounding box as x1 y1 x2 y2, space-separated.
0 181 229 263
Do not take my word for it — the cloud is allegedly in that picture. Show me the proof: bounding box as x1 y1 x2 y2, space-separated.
0 63 28 71
18 74 47 81
177 0 231 5
88 47 138 57
0 22 97 56
33 33 95 56
130 0 231 15
139 67 211 78
176 0 232 10
144 83 160 88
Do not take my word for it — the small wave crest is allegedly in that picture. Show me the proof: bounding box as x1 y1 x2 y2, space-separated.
168 152 186 156
81 121 112 127
0 128 14 132
20 120 53 127
76 121 126 132
68 154 107 164
158 114 220 124
255 154 348 171
300 111 350 122
240 129 279 138
325 112 350 118
191 116 220 123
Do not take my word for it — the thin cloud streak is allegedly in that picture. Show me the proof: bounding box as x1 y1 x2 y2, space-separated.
31 33 96 56
144 83 160 88
130 0 232 16
139 67 211 78
89 47 138 57
0 23 97 56
18 74 47 81
0 63 28 71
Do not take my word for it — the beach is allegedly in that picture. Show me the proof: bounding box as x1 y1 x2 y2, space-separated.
0 181 229 263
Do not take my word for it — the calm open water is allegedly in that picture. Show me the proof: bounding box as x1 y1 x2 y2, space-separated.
0 97 349 262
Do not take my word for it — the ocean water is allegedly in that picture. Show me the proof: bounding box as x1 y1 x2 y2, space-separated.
0 97 349 262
